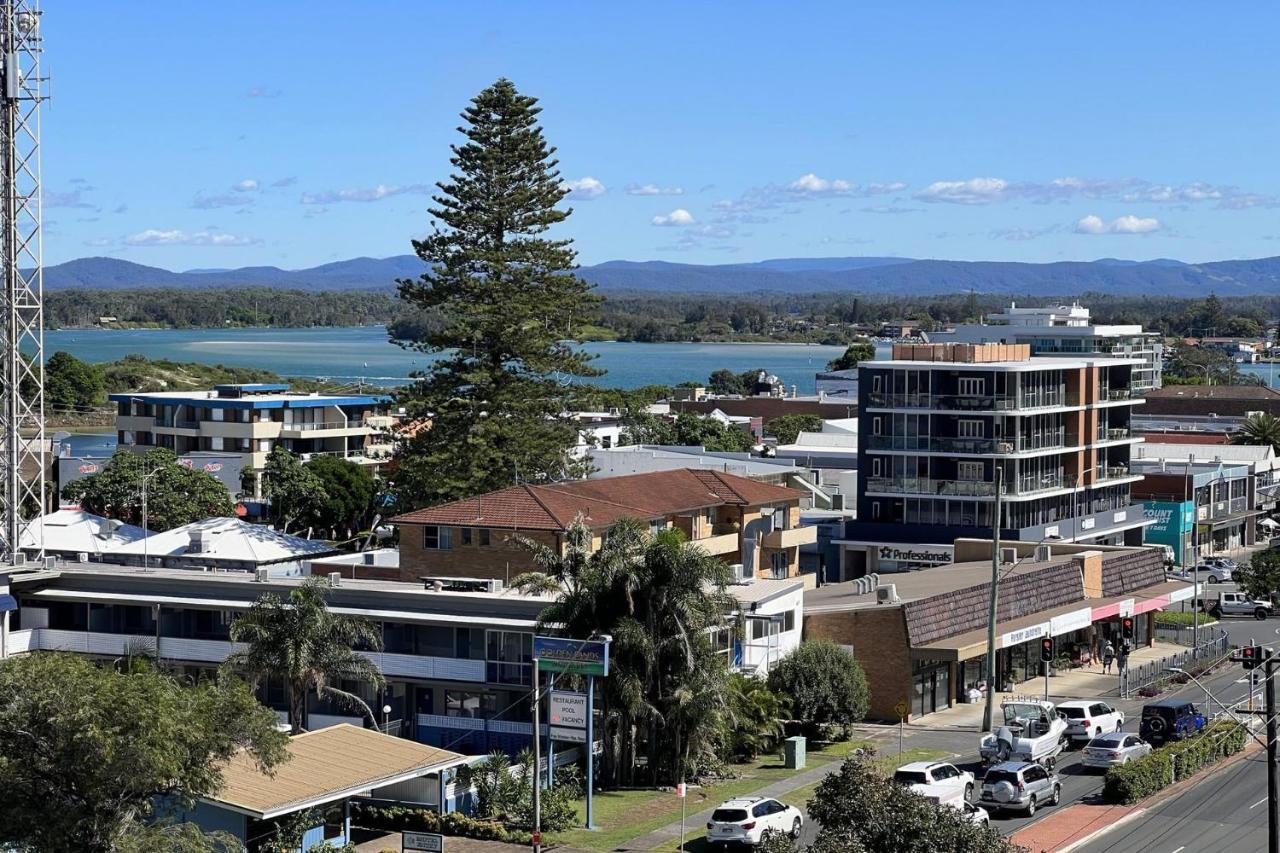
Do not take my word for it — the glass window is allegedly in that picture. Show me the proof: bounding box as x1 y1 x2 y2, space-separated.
423 526 452 550
479 529 491 546
444 691 496 718
461 528 473 546
783 609 796 632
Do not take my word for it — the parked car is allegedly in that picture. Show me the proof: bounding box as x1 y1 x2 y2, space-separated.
1139 699 1206 745
706 797 803 848
1057 700 1124 743
1081 732 1153 770
892 760 976 805
1201 590 1273 620
979 761 1061 816
1205 557 1239 570
957 801 991 828
1192 562 1234 584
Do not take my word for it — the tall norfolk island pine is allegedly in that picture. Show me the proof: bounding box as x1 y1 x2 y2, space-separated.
395 78 602 507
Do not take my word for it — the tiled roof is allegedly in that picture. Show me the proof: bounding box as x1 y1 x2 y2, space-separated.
1141 384 1280 417
391 469 804 531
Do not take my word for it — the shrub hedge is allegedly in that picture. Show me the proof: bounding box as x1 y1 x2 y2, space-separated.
349 804 531 845
1103 721 1248 804
1153 611 1218 628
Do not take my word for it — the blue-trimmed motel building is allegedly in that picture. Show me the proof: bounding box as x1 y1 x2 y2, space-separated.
835 343 1152 579
110 383 396 499
0 560 802 759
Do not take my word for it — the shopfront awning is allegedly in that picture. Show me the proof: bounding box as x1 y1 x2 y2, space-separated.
912 579 1189 663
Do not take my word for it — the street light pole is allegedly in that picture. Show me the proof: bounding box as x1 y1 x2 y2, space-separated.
982 466 1003 733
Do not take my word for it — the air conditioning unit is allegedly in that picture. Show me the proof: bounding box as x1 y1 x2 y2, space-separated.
1034 544 1052 562
1000 547 1018 565
44 556 55 570
328 571 341 587
77 552 89 563
997 442 1015 453
12 553 24 566
876 584 900 604
254 567 270 582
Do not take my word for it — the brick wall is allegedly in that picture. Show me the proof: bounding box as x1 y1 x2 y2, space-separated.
398 523 561 583
804 607 914 721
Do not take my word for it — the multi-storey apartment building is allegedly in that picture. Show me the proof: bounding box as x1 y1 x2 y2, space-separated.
392 469 816 583
837 343 1150 578
111 383 395 497
935 302 1163 391
1131 457 1260 566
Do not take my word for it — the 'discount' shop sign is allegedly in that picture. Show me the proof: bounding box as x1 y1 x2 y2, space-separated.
533 636 610 676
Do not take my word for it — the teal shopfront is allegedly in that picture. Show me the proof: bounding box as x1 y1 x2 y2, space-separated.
1143 500 1195 567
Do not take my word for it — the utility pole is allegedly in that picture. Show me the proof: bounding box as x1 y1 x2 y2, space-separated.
982 465 1003 733
1268 654 1278 853
531 657 542 853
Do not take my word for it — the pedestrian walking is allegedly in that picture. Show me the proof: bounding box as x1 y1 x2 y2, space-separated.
1103 641 1115 674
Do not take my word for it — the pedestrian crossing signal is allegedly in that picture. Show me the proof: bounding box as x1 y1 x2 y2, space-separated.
1040 637 1054 663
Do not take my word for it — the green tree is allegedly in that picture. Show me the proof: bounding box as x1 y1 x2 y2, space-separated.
224 576 385 733
262 447 328 533
708 368 747 395
725 672 785 760
518 520 734 786
778 751 1013 853
304 454 376 537
45 350 107 415
0 652 286 853
1235 550 1280 601
623 411 754 453
826 337 875 371
1235 413 1280 453
765 414 823 444
62 448 235 531
393 78 601 508
767 641 869 739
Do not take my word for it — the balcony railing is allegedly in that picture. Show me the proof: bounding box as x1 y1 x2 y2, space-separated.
865 392 1069 412
283 420 365 432
866 433 1066 454
866 474 1068 497
1096 466 1132 482
1107 389 1132 401
1101 427 1131 441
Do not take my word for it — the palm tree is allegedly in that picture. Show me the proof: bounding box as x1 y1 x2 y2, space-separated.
224 576 385 733
725 673 785 760
1236 412 1280 452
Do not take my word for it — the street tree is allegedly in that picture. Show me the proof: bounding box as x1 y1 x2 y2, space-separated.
826 337 875 371
393 78 601 508
767 640 869 739
304 454 376 538
62 448 235 531
0 652 286 853
261 447 328 533
224 576 385 733
765 414 823 444
1235 550 1280 601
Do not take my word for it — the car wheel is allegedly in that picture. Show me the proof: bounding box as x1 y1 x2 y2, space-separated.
791 818 802 839
1258 609 1269 620
1050 784 1061 806
965 782 974 801
1096 726 1103 737
1026 795 1037 816
1209 575 1220 585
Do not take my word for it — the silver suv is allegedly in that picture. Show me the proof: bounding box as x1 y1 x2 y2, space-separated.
979 761 1061 816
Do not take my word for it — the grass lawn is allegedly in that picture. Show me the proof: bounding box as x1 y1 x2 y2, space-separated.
551 741 948 852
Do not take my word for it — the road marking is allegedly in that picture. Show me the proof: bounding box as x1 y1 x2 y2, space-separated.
1171 846 1185 853
1252 797 1268 809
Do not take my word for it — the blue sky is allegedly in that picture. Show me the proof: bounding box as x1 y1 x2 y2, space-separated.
42 2 1280 269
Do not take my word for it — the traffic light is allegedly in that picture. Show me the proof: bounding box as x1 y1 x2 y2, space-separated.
1040 637 1054 663
1235 645 1265 670
1121 617 1135 640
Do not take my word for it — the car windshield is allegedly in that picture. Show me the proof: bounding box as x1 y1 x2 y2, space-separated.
1060 707 1086 718
893 770 928 785
711 809 748 823
983 770 1019 785
1087 735 1123 747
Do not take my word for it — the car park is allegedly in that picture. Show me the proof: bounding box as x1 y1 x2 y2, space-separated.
706 797 803 848
1139 699 1206 746
1057 700 1124 743
979 761 1061 816
1081 732 1153 769
892 760 975 805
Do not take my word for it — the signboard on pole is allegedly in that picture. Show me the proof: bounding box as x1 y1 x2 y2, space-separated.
403 832 444 852
534 636 610 676
550 692 588 727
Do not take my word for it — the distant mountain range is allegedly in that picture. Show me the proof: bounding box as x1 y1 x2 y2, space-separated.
39 254 1280 297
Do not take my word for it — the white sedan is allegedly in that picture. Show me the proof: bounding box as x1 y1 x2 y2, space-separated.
892 761 976 805
706 797 803 848
1058 700 1124 742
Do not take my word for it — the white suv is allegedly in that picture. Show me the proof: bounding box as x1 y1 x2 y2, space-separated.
706 797 803 848
1058 700 1125 743
892 761 976 806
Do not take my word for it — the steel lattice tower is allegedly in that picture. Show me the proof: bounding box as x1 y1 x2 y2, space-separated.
0 1 42 564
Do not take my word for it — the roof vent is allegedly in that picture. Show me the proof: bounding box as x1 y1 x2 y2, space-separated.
187 530 205 554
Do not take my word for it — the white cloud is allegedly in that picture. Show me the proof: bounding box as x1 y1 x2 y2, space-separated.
915 177 1010 204
789 173 856 194
564 176 606 199
1074 214 1161 235
651 208 696 227
299 184 430 204
124 229 261 247
625 183 683 196
233 179 259 192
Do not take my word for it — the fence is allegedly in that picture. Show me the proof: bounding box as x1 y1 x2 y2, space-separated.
1154 621 1222 647
1120 627 1230 698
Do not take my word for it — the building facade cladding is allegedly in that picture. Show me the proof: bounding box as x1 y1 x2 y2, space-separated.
1132 464 1258 558
843 346 1146 578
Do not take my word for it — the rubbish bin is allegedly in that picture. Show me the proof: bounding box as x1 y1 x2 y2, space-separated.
784 735 806 769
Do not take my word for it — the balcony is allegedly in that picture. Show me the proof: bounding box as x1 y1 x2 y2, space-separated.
695 531 741 556
1094 466 1133 483
1107 389 1133 401
865 392 1070 412
281 420 371 437
761 526 818 549
866 433 1067 455
865 474 1067 498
